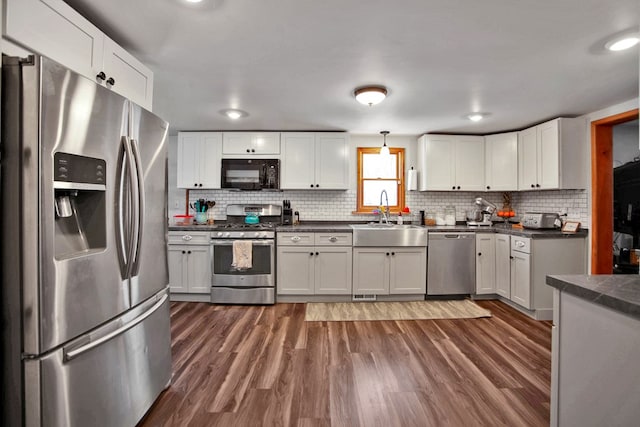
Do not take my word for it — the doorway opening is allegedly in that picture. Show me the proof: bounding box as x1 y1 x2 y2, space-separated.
591 108 639 274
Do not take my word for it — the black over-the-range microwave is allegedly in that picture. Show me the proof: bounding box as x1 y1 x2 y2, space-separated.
221 159 280 190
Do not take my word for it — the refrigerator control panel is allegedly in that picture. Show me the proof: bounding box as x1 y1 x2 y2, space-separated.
54 152 106 185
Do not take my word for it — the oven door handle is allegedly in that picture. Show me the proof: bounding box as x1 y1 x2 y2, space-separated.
211 240 274 246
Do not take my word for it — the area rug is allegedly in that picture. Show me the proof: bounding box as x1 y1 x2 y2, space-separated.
305 299 491 321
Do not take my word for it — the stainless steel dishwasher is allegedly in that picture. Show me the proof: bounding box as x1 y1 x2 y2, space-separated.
427 232 476 296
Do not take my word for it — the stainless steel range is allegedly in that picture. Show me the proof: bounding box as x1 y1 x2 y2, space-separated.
210 204 281 304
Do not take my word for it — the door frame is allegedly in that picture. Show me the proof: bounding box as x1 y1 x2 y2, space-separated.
590 108 638 273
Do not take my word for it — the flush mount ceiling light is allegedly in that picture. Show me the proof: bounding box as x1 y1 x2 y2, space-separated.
220 109 248 120
379 130 390 156
354 86 388 106
605 33 640 51
467 113 486 122
183 0 203 3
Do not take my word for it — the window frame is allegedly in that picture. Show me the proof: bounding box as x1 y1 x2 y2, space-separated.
356 147 405 214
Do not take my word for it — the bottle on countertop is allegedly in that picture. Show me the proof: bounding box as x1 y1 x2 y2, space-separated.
397 212 403 225
293 211 300 225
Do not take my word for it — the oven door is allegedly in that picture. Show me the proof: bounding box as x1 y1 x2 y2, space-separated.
211 240 274 287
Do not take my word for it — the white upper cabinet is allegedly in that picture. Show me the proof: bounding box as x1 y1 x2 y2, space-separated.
177 132 222 189
281 132 349 190
518 118 586 190
4 0 154 110
417 134 485 191
222 132 280 155
485 132 518 191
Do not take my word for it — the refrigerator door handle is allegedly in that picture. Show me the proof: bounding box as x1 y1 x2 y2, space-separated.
64 292 168 361
122 135 138 279
130 138 145 276
115 136 131 278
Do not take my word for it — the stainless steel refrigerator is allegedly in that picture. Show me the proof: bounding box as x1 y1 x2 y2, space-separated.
1 55 172 426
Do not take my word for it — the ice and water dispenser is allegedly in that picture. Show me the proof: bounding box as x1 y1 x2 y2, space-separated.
53 152 107 259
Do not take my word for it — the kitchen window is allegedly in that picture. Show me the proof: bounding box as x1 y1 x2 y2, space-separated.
356 147 405 213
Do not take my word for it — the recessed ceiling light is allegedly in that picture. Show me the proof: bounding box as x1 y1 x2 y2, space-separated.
183 0 203 3
605 35 640 51
467 113 485 122
354 86 388 106
220 109 248 119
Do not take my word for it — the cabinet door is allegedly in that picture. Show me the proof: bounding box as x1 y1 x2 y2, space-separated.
102 37 153 110
423 135 455 190
5 0 104 79
199 133 222 188
475 234 496 294
518 127 538 190
315 247 352 295
511 251 531 309
455 136 485 191
485 132 518 191
177 133 202 188
537 119 560 189
186 245 212 294
251 133 280 154
353 248 389 295
389 248 427 294
315 133 349 189
495 234 511 298
277 246 315 295
222 133 252 155
167 245 187 293
280 133 316 189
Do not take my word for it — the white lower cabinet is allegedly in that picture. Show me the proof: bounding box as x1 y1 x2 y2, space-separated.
495 234 511 298
475 234 496 294
277 232 352 295
353 247 427 295
510 250 532 308
167 232 212 294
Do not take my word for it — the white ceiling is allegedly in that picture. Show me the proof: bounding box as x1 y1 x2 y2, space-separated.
65 0 639 136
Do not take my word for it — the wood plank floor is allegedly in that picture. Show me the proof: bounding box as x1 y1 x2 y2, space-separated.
139 300 552 427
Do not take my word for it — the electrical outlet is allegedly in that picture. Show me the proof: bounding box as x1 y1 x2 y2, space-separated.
174 201 179 208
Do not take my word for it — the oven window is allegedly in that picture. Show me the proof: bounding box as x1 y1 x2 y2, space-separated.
213 243 272 275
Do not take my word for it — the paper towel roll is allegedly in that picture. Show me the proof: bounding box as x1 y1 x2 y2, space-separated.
407 167 418 191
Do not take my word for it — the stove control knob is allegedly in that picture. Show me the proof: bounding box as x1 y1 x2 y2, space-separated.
254 232 260 237
217 232 223 237
224 232 231 237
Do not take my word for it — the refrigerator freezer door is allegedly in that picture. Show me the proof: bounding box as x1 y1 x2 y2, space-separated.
25 288 172 427
5 56 134 355
128 103 169 307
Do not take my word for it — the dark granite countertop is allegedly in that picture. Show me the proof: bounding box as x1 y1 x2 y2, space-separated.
546 275 640 320
169 221 588 238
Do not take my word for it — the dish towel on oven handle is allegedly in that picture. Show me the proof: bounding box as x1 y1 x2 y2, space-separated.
231 240 253 270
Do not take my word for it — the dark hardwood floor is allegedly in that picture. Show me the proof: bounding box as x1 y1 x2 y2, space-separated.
139 300 552 427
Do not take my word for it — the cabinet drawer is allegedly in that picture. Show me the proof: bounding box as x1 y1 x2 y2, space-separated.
315 233 352 246
277 232 315 246
168 232 211 245
511 236 531 253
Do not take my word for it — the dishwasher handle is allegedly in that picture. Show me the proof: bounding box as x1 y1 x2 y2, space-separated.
429 233 475 240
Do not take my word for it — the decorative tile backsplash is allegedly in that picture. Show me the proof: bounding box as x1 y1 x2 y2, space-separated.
170 188 589 227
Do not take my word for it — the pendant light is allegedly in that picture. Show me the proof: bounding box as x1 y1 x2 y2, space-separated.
379 131 390 157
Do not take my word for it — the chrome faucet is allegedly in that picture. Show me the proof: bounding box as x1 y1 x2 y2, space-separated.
379 189 390 224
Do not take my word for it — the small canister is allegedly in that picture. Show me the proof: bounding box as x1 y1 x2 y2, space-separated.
424 212 436 226
444 206 456 226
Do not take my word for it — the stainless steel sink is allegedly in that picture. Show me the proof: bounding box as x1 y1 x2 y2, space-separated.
350 223 428 246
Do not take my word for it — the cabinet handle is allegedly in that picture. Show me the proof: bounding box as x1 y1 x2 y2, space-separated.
96 71 106 81
452 186 455 190
310 184 314 188
182 235 192 241
187 250 191 254
194 183 198 187
309 252 314 256
106 77 115 86
536 184 540 188
315 252 319 256
386 252 390 256
391 252 395 256
457 186 461 190
199 183 203 187
291 236 301 242
531 184 535 188
315 184 319 188
478 252 482 256
251 149 255 153
486 186 490 190
246 149 250 153
329 236 338 242
181 250 186 254
510 256 514 259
